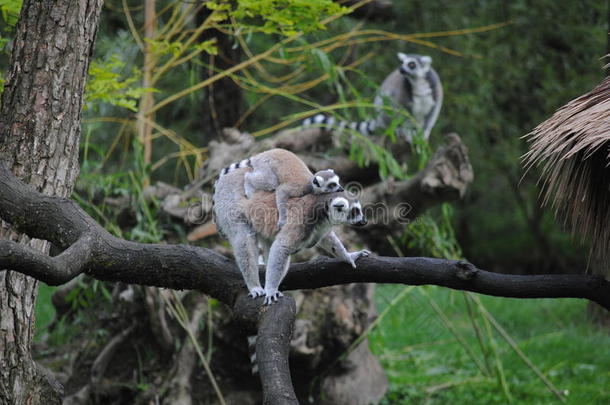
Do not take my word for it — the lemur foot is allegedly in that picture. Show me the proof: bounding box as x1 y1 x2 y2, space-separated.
348 250 371 268
263 290 284 305
248 287 265 298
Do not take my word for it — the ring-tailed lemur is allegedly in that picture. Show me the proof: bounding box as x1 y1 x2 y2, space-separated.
303 53 443 142
219 148 343 230
213 166 369 305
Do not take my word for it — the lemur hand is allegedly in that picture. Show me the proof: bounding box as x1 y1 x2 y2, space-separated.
263 290 284 305
348 250 371 268
248 287 265 298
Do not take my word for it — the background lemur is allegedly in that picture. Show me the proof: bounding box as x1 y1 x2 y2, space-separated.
303 53 443 142
213 166 369 305
219 148 343 229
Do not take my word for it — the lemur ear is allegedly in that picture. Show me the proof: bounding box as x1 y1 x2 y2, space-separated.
397 52 408 62
420 55 432 68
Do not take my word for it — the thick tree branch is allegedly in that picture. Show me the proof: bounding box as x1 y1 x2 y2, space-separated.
282 257 610 310
0 235 92 285
234 295 299 405
1 161 609 309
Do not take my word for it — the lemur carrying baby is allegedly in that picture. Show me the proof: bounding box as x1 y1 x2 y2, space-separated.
214 148 369 304
220 149 343 229
303 53 443 142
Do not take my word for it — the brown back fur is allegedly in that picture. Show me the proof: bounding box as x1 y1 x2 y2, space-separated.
251 148 312 185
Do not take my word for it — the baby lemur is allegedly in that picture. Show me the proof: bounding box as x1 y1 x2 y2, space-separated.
213 166 369 304
220 148 343 229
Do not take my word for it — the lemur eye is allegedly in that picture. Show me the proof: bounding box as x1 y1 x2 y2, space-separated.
408 61 416 69
327 182 337 189
350 207 359 217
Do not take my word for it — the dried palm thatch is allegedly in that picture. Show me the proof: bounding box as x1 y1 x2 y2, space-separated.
523 76 610 276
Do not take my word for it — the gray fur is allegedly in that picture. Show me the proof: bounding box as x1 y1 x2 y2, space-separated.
219 149 343 231
303 53 443 142
213 167 369 305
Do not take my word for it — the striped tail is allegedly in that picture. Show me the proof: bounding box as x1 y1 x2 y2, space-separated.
302 113 377 136
219 157 253 176
247 335 259 375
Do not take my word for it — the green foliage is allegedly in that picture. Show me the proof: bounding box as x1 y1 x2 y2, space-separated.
0 0 21 27
232 0 349 36
64 279 112 311
85 54 153 112
34 283 56 341
315 57 414 180
147 37 218 59
0 0 21 92
45 314 81 348
346 128 406 180
386 0 605 271
75 138 165 243
402 204 462 259
371 286 610 404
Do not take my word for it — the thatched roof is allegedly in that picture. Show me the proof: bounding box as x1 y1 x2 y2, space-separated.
523 76 610 275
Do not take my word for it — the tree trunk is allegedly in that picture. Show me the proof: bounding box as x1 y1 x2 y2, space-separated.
0 1 103 404
137 0 156 166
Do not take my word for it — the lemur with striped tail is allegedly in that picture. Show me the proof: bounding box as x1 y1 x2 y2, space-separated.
218 148 343 230
213 164 369 304
303 53 443 142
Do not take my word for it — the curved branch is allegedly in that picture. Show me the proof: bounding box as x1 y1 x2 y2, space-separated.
282 257 610 310
1 161 609 311
0 235 93 285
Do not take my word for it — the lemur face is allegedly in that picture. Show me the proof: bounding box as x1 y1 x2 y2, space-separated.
312 169 343 194
328 196 367 227
397 53 432 78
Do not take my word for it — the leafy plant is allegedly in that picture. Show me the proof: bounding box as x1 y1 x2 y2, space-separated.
233 0 350 36
0 0 22 27
85 54 153 112
401 204 462 260
0 0 22 92
147 37 218 59
65 278 112 311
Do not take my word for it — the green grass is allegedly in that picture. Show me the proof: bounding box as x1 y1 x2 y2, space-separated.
369 285 610 405
34 283 57 341
34 281 609 403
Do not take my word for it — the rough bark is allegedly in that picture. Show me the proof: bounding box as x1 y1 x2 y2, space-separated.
0 1 103 404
